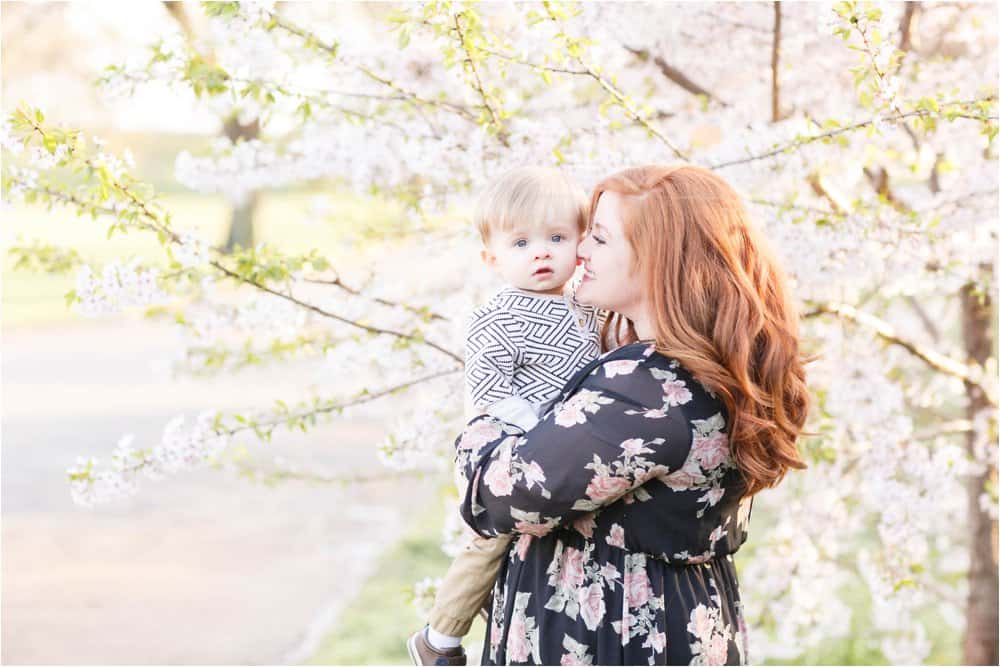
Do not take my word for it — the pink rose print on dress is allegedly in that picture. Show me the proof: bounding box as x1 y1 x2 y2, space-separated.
699 486 725 507
490 617 503 652
624 566 652 609
600 563 620 583
620 437 652 457
554 400 586 427
515 533 533 560
585 473 631 503
636 463 671 486
458 419 503 455
662 377 693 406
559 634 594 666
559 653 578 666
506 614 531 663
688 605 714 643
573 513 596 538
577 582 607 630
523 460 546 487
606 523 625 548
483 455 515 496
619 610 635 646
557 546 587 590
642 630 667 654
687 604 732 665
604 359 639 378
691 431 729 470
661 459 708 491
554 389 612 428
514 518 557 537
704 634 729 664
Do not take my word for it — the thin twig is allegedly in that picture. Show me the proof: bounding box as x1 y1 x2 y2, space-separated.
452 12 509 145
711 98 997 169
804 301 997 407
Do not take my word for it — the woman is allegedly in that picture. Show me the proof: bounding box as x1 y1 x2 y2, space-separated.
455 164 809 665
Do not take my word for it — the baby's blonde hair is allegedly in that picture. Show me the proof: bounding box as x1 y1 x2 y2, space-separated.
474 167 589 245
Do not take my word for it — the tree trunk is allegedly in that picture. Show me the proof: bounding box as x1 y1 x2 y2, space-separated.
226 191 258 253
770 1 782 122
222 116 260 252
960 280 998 666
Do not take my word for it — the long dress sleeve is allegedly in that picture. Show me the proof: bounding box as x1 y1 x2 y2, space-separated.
457 348 703 538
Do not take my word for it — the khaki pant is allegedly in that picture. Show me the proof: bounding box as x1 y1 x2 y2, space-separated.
428 528 512 636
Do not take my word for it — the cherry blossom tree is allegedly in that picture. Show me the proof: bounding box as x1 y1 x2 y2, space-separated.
3 1 997 663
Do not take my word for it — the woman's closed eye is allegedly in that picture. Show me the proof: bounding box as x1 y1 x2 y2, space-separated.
592 234 606 245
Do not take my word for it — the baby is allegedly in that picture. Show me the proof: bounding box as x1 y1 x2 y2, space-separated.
408 167 601 665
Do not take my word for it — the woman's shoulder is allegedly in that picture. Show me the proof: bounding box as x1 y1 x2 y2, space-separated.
587 343 719 404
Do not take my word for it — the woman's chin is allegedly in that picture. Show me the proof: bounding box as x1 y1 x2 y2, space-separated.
574 284 599 307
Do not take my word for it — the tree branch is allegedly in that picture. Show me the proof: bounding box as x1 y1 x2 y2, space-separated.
209 260 462 363
710 97 997 169
302 276 449 322
574 56 690 160
804 301 997 407
17 117 463 364
266 11 477 122
771 1 783 122
624 45 728 107
452 12 509 145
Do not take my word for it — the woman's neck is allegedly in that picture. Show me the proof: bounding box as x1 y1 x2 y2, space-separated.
629 306 656 342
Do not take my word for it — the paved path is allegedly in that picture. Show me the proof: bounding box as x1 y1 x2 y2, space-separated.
2 319 439 664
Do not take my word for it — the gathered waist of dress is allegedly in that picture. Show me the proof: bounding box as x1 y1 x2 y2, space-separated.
645 549 738 568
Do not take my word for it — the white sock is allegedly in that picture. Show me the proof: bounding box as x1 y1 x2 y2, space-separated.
426 626 462 650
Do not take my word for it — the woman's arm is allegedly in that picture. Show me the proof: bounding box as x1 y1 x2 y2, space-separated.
457 353 701 537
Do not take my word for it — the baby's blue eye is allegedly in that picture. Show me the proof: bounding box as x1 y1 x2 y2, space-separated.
514 239 528 248
551 234 563 243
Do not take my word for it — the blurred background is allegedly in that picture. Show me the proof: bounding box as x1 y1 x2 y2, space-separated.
2 1 996 665
2 3 478 664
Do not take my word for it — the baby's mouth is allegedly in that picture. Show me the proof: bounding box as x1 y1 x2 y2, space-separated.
533 268 553 277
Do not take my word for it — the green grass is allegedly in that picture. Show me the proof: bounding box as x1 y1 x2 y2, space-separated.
302 487 487 665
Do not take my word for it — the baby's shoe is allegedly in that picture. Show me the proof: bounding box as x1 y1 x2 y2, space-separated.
407 626 467 666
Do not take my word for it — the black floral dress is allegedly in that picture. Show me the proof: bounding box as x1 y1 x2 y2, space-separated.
456 342 753 666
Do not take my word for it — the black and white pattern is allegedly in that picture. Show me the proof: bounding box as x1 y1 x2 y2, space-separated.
465 287 601 410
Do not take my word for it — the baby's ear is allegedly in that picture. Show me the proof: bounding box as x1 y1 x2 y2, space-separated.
480 248 496 267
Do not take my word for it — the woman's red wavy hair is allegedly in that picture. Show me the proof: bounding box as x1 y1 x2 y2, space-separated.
592 164 809 496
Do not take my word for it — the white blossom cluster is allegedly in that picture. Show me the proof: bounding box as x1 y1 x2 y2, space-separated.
741 321 976 663
2 166 38 205
44 1 999 662
376 379 465 473
68 410 228 507
73 260 167 317
411 576 442 619
171 230 212 268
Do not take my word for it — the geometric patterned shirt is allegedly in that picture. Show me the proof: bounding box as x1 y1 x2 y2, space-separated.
464 286 601 412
